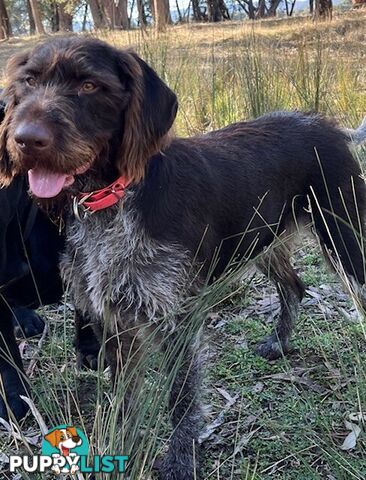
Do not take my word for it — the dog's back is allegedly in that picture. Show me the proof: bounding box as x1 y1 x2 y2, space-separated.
139 112 366 285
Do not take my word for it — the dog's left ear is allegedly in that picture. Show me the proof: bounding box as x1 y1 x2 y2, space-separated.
45 430 59 448
116 51 178 182
0 51 29 187
0 95 14 188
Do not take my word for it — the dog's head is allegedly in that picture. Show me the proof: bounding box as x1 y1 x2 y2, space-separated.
0 37 178 198
44 426 82 455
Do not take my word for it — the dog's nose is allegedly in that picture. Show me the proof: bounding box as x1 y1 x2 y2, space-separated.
14 123 52 153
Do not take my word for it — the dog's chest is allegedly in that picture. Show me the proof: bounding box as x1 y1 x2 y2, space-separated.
60 205 192 324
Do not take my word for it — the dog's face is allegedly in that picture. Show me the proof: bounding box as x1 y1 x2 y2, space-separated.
0 37 177 198
45 426 82 455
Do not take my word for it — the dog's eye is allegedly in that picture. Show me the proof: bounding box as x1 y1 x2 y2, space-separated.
25 76 36 87
80 81 97 93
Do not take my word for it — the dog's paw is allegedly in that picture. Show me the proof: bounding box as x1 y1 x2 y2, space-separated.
75 324 101 371
76 347 100 371
13 307 45 338
255 335 289 360
0 393 29 421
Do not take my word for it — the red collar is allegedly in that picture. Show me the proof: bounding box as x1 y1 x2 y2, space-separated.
77 176 131 213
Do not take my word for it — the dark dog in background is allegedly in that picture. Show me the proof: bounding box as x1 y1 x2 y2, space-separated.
1 37 366 479
0 100 46 338
0 172 98 421
0 101 100 421
0 177 64 420
0 100 66 420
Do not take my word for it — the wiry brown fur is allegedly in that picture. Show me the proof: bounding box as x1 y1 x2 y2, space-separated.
0 39 176 189
1 37 366 480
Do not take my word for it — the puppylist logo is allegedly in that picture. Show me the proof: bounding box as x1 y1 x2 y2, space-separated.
9 424 128 475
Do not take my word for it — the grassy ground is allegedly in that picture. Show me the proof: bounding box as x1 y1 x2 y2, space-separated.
1 10 366 480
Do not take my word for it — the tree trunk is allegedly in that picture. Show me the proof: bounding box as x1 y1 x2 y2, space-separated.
0 0 11 39
26 0 35 35
137 0 147 27
50 2 60 32
82 3 89 30
207 0 222 21
267 0 281 15
175 0 183 21
192 0 205 21
249 0 256 18
219 0 230 19
164 0 172 22
255 0 266 18
89 0 108 28
288 0 296 14
103 0 118 27
29 0 45 34
153 0 170 31
103 0 130 29
58 2 73 31
309 0 314 13
236 0 256 18
314 0 332 19
117 0 130 29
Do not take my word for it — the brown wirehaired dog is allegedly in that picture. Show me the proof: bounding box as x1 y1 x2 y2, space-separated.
0 37 366 479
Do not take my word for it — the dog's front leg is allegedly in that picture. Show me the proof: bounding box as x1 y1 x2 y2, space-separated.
104 320 145 417
0 300 29 420
159 332 204 480
74 310 101 371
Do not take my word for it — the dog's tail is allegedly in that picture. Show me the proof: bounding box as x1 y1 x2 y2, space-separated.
344 116 366 146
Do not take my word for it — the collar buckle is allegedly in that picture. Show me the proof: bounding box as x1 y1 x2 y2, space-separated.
73 196 94 222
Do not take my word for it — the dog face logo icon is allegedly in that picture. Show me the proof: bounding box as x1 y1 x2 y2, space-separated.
45 426 82 456
42 425 89 475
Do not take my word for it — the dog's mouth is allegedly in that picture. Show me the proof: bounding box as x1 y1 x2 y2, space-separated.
61 446 70 456
28 169 74 198
28 163 91 198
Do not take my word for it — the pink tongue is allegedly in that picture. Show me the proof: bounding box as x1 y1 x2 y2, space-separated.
28 169 74 198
